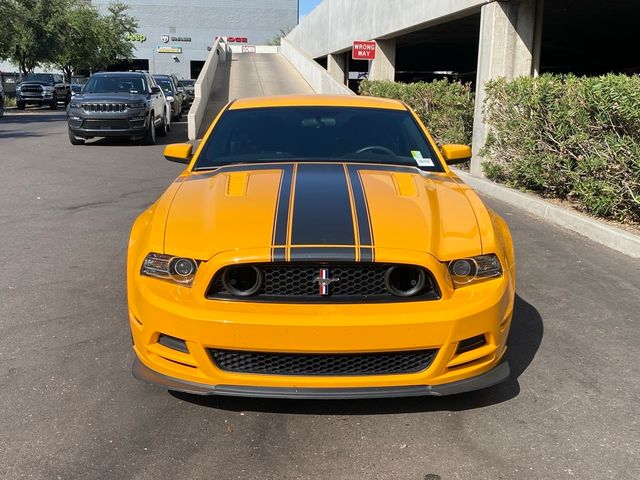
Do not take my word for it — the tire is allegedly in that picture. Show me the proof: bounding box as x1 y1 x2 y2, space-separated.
64 92 71 106
142 113 157 145
17 102 25 110
68 129 85 145
157 113 168 137
49 94 58 110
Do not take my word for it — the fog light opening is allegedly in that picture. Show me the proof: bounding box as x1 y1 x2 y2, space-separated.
384 266 426 297
222 265 264 297
158 334 189 353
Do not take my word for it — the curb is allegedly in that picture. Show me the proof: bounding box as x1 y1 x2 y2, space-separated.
453 168 640 259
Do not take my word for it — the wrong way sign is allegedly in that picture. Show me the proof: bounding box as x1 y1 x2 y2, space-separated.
352 41 376 60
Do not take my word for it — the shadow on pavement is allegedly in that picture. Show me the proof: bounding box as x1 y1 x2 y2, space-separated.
171 294 543 414
1 109 67 124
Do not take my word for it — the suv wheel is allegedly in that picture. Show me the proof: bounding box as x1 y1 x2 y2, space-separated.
64 93 71 106
143 113 157 145
49 94 58 110
157 113 168 137
68 129 85 145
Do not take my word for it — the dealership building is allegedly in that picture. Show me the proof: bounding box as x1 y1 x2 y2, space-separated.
91 0 298 80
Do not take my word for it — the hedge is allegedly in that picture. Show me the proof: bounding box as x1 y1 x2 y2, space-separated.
482 74 640 223
359 79 474 146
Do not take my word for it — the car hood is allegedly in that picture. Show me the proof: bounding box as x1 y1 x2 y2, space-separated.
72 93 148 102
20 81 53 87
164 162 483 261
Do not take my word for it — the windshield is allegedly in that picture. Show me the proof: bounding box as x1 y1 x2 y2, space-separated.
26 74 54 83
195 107 443 171
83 75 147 94
155 79 174 93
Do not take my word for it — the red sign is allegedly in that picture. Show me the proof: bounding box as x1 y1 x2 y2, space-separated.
352 41 376 60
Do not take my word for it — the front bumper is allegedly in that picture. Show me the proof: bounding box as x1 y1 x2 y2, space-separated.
133 356 510 398
128 250 515 397
68 112 149 137
17 93 54 104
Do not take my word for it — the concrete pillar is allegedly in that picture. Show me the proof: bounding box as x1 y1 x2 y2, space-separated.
327 52 347 85
470 0 540 176
369 39 396 81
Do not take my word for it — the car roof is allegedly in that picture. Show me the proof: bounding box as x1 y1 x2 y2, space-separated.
229 95 407 111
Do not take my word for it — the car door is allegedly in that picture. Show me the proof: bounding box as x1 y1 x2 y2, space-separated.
147 75 163 120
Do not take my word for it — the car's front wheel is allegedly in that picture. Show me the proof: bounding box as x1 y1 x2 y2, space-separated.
142 113 157 145
49 94 58 110
157 112 168 137
68 129 85 145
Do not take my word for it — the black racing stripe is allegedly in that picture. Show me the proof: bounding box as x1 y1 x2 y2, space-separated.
290 164 355 246
289 247 356 262
272 247 287 262
347 165 373 248
272 164 294 247
360 247 374 263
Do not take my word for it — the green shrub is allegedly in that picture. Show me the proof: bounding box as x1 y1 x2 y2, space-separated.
359 79 474 146
482 74 640 223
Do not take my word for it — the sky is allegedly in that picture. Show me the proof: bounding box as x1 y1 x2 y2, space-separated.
299 0 322 21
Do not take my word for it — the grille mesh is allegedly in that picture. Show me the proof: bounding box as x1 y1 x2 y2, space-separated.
210 349 437 376
83 119 130 129
82 103 127 113
207 263 439 303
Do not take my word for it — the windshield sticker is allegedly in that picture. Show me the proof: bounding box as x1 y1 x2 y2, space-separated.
411 150 434 167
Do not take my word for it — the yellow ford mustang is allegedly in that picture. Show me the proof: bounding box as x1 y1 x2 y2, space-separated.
128 95 515 398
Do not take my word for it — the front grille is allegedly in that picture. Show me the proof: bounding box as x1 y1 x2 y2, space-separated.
210 349 437 376
206 263 440 303
21 85 42 93
82 119 130 129
82 103 127 113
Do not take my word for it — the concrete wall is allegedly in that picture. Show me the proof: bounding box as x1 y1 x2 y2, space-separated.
187 38 227 140
287 0 491 59
91 0 298 80
280 39 354 96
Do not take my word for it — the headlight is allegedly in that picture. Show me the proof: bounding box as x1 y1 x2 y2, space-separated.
16 85 21 92
448 254 502 287
42 86 54 92
141 253 199 286
166 96 174 102
69 102 81 109
127 102 146 109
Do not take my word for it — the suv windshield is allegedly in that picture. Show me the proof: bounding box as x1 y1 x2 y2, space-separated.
155 79 175 93
195 107 443 171
26 74 54 83
83 75 147 94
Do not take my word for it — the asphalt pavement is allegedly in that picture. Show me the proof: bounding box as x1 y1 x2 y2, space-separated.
0 107 638 480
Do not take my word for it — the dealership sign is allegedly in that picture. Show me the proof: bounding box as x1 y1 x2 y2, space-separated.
157 46 182 54
126 32 146 43
352 40 376 60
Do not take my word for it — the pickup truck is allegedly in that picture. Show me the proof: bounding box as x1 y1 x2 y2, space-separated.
16 73 71 110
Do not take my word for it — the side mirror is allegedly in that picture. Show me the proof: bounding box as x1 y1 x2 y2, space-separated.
164 143 193 164
441 144 472 165
151 86 161 94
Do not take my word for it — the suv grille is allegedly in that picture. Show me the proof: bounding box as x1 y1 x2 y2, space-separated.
21 85 43 93
206 263 440 303
210 349 437 376
82 103 127 113
83 119 130 129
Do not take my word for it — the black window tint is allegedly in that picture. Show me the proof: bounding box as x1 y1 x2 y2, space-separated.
195 107 443 172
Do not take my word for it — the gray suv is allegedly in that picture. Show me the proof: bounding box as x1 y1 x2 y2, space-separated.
67 72 168 145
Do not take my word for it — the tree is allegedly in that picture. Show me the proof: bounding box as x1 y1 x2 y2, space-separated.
52 1 104 81
1 0 70 75
93 2 138 71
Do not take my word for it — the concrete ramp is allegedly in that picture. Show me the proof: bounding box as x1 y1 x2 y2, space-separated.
198 53 314 137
